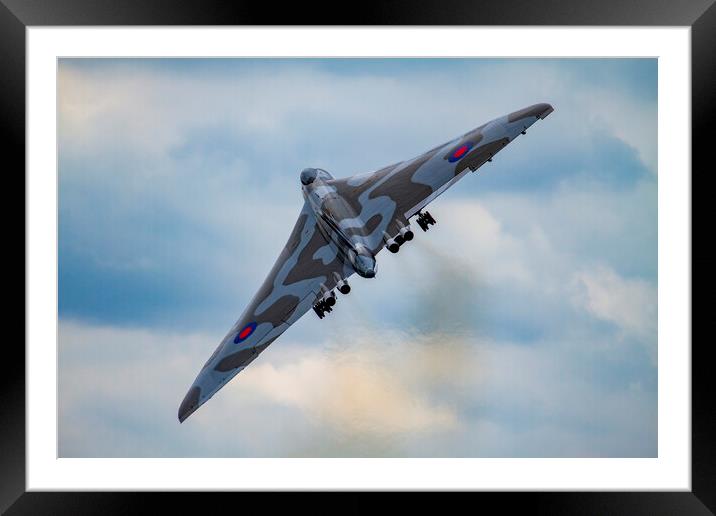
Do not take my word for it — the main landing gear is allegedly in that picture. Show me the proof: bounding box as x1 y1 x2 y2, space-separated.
313 299 333 319
313 279 350 319
313 292 335 319
416 210 436 232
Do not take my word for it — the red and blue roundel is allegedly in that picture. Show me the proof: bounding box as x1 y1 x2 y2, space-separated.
234 322 257 344
448 142 473 162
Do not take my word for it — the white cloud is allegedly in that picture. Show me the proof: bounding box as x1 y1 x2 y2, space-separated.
57 60 658 323
59 317 656 457
239 340 459 436
575 87 658 173
58 60 657 176
58 321 463 456
572 266 657 349
57 59 658 458
431 201 533 285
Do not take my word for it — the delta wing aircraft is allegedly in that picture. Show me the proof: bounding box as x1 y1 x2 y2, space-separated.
179 102 554 422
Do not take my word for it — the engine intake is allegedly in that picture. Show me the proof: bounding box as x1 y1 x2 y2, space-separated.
399 225 414 241
337 279 351 295
323 290 336 306
385 237 400 253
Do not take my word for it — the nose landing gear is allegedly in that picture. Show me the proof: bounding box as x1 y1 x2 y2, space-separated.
416 210 436 232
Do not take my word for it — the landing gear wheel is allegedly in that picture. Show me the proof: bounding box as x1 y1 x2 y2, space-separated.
416 210 436 232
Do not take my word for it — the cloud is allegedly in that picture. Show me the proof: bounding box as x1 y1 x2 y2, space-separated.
58 320 465 457
573 85 657 174
57 60 657 330
239 334 460 436
58 59 657 176
59 319 656 458
57 58 658 458
572 266 657 360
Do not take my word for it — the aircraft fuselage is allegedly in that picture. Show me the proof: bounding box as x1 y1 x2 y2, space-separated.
301 169 377 279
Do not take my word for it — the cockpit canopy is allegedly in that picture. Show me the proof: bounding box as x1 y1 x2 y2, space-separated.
300 168 333 186
299 168 317 185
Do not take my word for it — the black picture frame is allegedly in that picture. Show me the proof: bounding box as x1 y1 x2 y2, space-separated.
5 1 709 514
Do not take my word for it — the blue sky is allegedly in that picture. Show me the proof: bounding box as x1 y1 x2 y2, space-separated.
58 58 657 457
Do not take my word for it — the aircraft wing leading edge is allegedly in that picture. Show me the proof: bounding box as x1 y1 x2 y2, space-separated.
178 202 354 422
327 103 554 254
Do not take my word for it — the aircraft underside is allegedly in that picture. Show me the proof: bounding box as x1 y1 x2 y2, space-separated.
178 102 554 423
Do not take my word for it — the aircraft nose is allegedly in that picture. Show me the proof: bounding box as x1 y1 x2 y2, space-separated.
354 254 377 278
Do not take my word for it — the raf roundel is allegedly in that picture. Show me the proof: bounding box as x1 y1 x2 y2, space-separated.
234 322 257 344
448 142 473 163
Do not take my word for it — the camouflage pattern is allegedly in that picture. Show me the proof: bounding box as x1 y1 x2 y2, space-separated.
178 102 554 422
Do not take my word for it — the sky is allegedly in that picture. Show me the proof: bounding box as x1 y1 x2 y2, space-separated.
58 58 657 458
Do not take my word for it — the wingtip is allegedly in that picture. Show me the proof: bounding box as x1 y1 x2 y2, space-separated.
538 102 555 119
507 103 554 123
178 403 198 424
178 385 201 424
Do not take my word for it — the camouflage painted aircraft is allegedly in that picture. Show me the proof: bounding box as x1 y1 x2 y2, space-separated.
178 102 554 422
